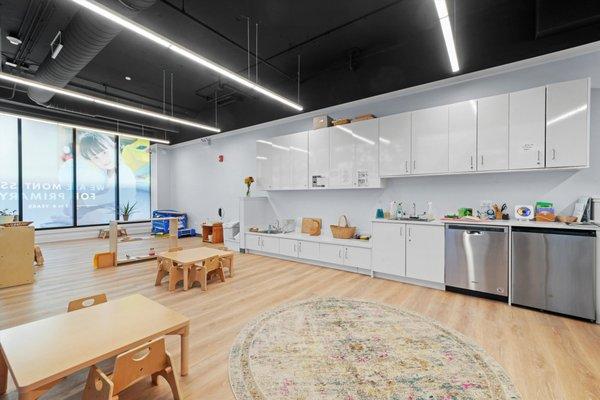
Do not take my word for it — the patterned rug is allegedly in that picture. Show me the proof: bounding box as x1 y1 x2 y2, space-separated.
229 298 520 400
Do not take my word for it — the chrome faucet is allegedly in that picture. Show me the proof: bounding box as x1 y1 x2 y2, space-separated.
412 202 417 217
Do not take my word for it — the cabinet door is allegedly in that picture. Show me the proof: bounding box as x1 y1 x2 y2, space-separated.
477 94 509 171
319 243 344 265
256 141 273 190
344 246 371 269
379 113 411 177
271 136 291 189
449 100 477 173
406 224 444 283
330 125 355 187
260 236 280 254
288 131 309 189
351 119 380 188
279 238 298 258
546 78 590 168
509 86 546 170
308 128 330 188
411 105 449 174
297 240 319 261
372 223 406 276
245 234 261 251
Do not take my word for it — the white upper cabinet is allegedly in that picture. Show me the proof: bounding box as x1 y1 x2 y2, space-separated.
351 119 380 188
448 100 477 173
379 112 411 177
329 119 380 188
477 94 509 171
308 128 330 189
411 105 449 174
288 131 309 189
271 135 291 189
546 78 590 168
509 86 546 170
256 140 272 190
330 125 356 188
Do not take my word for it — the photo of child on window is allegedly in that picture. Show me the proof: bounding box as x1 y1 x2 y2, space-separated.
58 132 136 225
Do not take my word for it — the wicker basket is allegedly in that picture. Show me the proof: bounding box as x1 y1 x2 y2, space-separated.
330 215 356 239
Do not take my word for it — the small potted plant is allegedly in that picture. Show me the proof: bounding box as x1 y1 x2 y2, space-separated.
120 201 137 221
244 176 255 197
0 209 17 224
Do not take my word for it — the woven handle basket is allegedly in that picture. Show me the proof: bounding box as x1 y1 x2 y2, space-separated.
330 215 356 239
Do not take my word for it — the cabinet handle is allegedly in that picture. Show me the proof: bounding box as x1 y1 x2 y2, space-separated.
552 148 556 160
338 248 342 258
298 242 302 253
537 150 541 165
413 160 416 171
480 155 484 166
399 226 403 236
470 155 474 170
293 243 297 253
405 160 408 173
408 227 412 241
344 248 348 260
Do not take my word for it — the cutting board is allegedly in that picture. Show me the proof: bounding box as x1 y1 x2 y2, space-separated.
301 218 322 234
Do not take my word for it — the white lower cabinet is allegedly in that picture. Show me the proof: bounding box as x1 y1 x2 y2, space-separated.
344 246 371 269
372 222 406 276
247 235 279 253
405 224 444 283
318 243 371 269
279 238 319 261
319 243 345 265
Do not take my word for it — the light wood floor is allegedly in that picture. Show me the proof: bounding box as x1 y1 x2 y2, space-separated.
0 236 599 400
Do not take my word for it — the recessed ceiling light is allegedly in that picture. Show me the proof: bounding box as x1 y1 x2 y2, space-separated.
433 0 460 73
0 71 219 133
6 35 22 46
125 76 131 81
68 0 303 111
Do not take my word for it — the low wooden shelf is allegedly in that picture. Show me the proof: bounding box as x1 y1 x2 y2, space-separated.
0 225 34 288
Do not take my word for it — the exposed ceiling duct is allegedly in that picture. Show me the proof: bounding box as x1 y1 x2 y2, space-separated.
27 0 156 105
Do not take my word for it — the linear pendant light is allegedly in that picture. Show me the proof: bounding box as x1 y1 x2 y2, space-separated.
0 110 170 144
69 0 304 112
0 71 219 133
434 0 460 73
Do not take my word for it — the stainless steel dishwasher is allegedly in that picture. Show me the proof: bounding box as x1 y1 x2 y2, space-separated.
512 227 596 320
445 225 509 299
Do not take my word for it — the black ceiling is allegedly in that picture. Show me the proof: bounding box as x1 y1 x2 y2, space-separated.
1 0 600 143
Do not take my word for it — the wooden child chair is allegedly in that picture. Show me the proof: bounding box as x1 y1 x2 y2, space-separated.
82 337 182 400
190 255 225 290
68 293 108 312
155 257 184 291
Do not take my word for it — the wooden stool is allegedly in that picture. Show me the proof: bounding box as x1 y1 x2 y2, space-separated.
201 223 223 244
82 337 182 400
33 245 44 266
68 293 108 312
191 256 225 291
155 257 184 291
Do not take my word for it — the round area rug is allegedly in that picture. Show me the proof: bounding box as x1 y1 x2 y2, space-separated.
229 297 520 400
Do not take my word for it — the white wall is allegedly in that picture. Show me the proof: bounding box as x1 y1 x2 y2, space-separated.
165 49 600 234
151 144 172 211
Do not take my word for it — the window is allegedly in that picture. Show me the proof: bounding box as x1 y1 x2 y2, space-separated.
75 129 118 226
0 115 19 215
119 138 151 221
2 114 153 228
21 120 74 227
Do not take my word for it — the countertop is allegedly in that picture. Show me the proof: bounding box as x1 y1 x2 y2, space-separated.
372 218 600 231
245 231 372 248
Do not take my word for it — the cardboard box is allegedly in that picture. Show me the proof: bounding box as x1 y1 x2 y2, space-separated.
352 114 376 122
313 115 332 129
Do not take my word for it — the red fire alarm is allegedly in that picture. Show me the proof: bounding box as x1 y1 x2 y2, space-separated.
217 154 224 162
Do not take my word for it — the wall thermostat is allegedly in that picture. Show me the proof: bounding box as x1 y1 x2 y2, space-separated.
514 205 534 221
